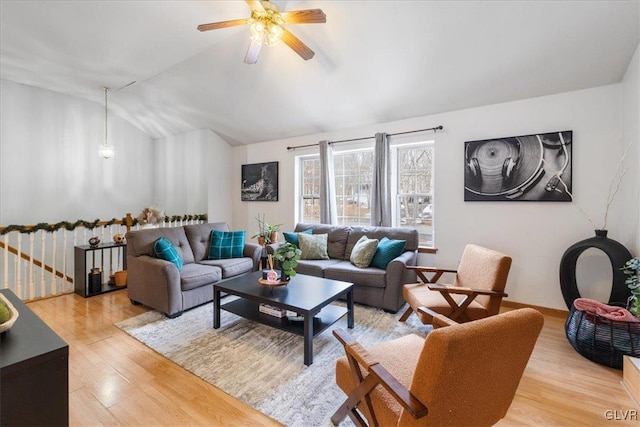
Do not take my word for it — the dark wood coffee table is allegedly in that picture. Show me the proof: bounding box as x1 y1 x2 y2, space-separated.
213 271 354 366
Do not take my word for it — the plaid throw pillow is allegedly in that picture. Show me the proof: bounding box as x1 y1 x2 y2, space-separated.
153 237 183 270
208 230 245 259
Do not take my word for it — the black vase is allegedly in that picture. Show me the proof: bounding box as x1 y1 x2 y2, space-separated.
280 269 290 282
559 229 633 309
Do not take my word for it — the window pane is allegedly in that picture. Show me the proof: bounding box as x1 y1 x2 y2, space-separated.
334 150 372 226
298 142 434 246
396 145 434 246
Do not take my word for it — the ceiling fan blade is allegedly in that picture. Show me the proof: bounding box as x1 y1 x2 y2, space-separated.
245 0 265 13
244 39 263 64
281 28 315 60
197 19 248 32
281 9 326 24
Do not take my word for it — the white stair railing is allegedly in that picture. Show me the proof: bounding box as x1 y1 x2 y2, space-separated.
0 213 207 301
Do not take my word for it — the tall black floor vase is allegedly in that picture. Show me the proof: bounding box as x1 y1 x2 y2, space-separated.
559 230 633 309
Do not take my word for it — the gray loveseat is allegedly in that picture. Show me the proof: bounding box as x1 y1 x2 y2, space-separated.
126 222 261 317
272 223 419 312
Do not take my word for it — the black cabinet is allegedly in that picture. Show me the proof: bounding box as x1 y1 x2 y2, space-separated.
0 289 69 426
74 242 127 297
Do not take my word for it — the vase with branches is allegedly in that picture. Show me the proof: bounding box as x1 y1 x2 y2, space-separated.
552 140 634 231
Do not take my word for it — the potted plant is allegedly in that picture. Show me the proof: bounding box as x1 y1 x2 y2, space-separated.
251 214 282 245
622 257 640 317
274 241 302 281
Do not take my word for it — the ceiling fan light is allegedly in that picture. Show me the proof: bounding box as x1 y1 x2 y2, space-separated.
270 23 283 37
250 20 265 37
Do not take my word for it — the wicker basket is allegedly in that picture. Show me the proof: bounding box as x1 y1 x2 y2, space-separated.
565 303 640 369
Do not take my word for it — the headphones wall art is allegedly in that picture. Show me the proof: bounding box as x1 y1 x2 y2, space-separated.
464 131 572 201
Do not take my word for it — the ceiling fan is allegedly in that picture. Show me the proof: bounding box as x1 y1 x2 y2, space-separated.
197 0 326 64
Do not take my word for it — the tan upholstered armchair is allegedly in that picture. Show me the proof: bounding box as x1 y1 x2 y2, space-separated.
400 244 511 324
332 307 543 427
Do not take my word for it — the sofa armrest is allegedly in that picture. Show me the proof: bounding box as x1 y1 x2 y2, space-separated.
384 251 418 311
243 242 263 271
126 255 182 316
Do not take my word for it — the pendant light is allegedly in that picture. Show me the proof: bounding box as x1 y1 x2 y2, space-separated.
98 87 115 159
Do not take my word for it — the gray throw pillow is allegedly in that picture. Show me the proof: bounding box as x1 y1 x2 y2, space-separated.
350 235 379 268
298 233 330 260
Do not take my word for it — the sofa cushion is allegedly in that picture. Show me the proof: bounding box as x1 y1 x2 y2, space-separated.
208 230 245 259
347 226 420 258
295 223 351 260
371 237 406 269
283 229 313 247
324 261 387 288
180 263 222 291
350 236 379 268
295 259 342 276
153 237 183 270
198 257 254 279
299 233 330 260
185 222 230 262
126 226 195 264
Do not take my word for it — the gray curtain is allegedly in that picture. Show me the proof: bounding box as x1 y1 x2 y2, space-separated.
319 140 337 224
371 132 392 227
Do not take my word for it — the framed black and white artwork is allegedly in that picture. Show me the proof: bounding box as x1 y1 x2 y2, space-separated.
241 161 279 201
464 130 572 201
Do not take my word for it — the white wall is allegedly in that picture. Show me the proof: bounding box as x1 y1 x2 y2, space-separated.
0 79 156 224
233 83 637 310
153 127 232 223
621 42 640 255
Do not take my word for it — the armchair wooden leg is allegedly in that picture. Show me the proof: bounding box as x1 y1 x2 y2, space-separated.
399 306 413 322
331 374 379 427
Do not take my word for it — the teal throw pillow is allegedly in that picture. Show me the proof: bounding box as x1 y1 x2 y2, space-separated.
298 233 330 260
350 235 379 268
208 230 245 259
283 229 313 247
153 237 183 270
370 237 406 269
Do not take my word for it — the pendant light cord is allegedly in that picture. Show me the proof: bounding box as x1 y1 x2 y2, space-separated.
103 87 109 147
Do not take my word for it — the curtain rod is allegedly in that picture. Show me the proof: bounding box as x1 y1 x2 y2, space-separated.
286 125 444 151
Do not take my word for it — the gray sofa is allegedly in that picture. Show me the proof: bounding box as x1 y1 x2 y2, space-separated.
125 222 261 317
271 223 419 312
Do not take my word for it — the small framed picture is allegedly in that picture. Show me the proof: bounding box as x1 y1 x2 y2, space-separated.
464 131 572 201
241 161 279 201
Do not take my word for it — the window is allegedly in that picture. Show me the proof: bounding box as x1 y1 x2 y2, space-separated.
298 141 434 246
394 144 434 246
300 157 321 223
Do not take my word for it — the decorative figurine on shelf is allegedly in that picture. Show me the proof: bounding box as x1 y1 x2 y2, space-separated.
137 206 165 229
88 236 100 247
113 233 125 244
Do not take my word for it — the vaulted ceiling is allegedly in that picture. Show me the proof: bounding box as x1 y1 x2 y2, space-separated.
1 1 638 145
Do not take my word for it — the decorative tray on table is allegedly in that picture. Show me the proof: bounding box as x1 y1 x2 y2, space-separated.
258 278 289 287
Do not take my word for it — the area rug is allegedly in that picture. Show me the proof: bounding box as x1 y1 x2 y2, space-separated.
115 300 429 426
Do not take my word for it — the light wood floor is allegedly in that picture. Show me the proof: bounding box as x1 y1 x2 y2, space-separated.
25 290 638 427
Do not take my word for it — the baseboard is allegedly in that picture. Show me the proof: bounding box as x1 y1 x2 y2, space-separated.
502 300 568 318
